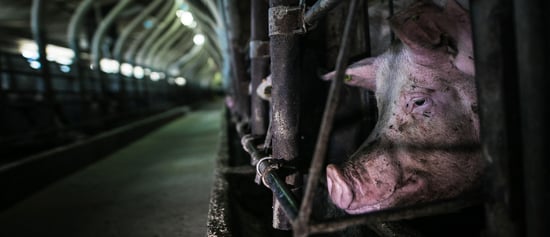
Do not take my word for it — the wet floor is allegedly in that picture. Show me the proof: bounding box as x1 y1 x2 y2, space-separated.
0 101 223 237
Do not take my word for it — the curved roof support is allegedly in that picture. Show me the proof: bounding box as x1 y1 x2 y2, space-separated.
166 44 203 75
197 0 223 27
31 0 54 105
91 0 134 71
67 0 94 92
135 0 178 66
158 35 195 71
113 0 165 64
152 29 192 69
125 0 173 64
144 18 184 67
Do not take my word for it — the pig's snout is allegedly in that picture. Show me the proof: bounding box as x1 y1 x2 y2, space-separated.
326 164 353 210
326 156 405 214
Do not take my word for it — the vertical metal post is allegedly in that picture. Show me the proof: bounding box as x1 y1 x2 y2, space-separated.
250 0 269 136
68 0 94 102
470 0 524 236
223 0 250 121
513 0 550 236
388 0 395 42
31 0 55 111
91 0 134 95
269 0 302 230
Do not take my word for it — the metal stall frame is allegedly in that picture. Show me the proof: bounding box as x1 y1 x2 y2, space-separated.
219 0 547 236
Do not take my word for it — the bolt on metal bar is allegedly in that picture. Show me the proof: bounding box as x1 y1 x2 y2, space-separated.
309 195 482 235
304 0 349 25
293 0 360 236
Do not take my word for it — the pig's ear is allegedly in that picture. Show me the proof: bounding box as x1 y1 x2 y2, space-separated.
321 57 378 91
389 0 473 75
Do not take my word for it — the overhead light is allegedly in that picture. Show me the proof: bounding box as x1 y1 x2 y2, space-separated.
120 63 134 77
175 77 187 86
150 72 161 81
99 58 120 74
18 40 74 65
29 60 41 70
193 34 205 46
60 65 71 73
134 66 144 79
179 11 194 26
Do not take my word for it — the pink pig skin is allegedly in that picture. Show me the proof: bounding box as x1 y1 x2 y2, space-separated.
324 0 485 214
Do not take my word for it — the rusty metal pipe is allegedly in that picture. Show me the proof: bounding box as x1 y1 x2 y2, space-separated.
250 0 270 136
269 0 303 230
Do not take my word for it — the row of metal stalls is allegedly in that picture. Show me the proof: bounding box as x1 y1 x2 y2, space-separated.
0 0 221 163
209 0 549 236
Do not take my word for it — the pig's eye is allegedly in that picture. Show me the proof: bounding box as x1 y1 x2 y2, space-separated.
414 98 426 106
406 97 432 114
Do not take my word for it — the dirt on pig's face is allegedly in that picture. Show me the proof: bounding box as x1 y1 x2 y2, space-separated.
326 46 485 214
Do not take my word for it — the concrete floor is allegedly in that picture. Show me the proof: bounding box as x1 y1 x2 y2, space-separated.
0 102 222 237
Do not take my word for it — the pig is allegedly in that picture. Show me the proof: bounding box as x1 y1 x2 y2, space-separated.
323 0 485 214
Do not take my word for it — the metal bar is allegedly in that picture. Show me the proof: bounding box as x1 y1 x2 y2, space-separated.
513 0 550 236
389 0 394 42
269 0 302 230
256 159 300 222
31 0 55 112
250 0 270 136
362 0 372 56
294 0 359 236
223 0 250 121
91 0 134 93
309 196 481 235
304 0 348 25
470 0 523 236
68 0 94 98
264 171 299 221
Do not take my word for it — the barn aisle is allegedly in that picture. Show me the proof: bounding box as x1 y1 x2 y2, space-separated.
0 101 222 237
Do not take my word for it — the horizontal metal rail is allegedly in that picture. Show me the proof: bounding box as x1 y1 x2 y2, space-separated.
309 195 482 235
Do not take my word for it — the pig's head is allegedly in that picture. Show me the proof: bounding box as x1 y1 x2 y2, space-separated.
325 0 486 214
